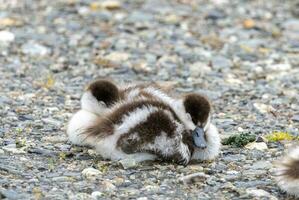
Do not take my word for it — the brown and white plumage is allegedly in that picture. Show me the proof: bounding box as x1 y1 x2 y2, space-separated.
275 146 299 197
67 80 221 165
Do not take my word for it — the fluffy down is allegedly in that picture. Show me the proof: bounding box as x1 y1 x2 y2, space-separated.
275 146 299 197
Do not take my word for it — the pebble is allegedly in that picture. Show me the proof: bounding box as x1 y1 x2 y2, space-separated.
292 115 299 122
21 42 50 56
253 103 275 114
119 158 138 169
179 172 210 184
42 135 67 143
102 180 116 191
41 118 62 127
266 63 292 72
2 144 26 154
246 188 278 200
91 191 104 199
0 31 15 43
211 56 233 70
250 160 272 170
245 142 268 151
101 1 121 10
189 62 211 77
82 168 102 180
105 52 130 63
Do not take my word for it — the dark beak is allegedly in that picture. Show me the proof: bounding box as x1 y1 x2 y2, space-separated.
192 127 207 149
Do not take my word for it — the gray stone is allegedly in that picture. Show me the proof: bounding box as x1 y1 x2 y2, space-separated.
211 56 233 70
21 42 50 56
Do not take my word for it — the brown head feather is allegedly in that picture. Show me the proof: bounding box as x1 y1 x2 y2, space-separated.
183 93 211 125
87 79 120 106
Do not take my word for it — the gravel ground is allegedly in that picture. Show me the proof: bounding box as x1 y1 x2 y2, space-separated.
1 0 299 199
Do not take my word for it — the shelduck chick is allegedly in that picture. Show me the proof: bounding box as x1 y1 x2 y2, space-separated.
67 80 221 165
275 146 299 197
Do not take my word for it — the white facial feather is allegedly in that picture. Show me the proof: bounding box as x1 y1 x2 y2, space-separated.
80 91 107 115
191 123 221 161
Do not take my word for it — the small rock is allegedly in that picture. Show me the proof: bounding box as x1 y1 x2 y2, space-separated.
119 158 138 169
52 176 72 182
243 19 255 29
128 11 153 22
179 172 210 184
245 142 268 151
201 35 224 49
256 136 268 143
105 52 130 63
205 9 226 20
90 1 121 10
163 14 180 25
266 63 292 72
187 165 204 172
211 56 233 70
0 189 25 200
21 42 50 57
137 197 148 200
69 193 91 200
0 149 4 155
102 180 116 191
0 31 15 43
82 167 102 180
283 19 299 31
41 118 61 127
189 62 211 77
42 135 67 143
251 160 272 170
253 103 275 114
291 115 299 122
91 191 103 199
113 177 124 186
246 188 278 200
101 1 121 10
2 144 26 154
0 18 22 27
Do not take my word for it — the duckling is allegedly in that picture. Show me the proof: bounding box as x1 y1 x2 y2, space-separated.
275 146 299 197
67 80 221 165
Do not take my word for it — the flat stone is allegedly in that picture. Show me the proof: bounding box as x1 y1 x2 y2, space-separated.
119 158 138 169
2 144 26 154
251 160 272 170
211 56 233 69
105 52 130 63
291 115 299 122
246 188 278 200
0 31 15 43
91 191 104 199
82 167 102 180
245 142 268 151
42 135 67 143
102 180 116 191
179 172 210 184
21 42 50 56
41 118 62 127
253 103 275 114
189 62 211 77
266 63 292 72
